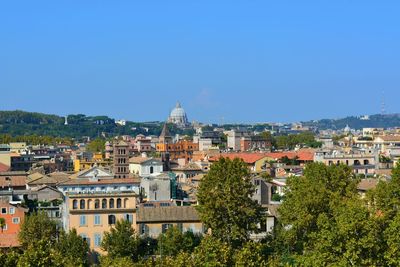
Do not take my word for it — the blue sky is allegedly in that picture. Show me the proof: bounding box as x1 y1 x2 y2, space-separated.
1 1 399 123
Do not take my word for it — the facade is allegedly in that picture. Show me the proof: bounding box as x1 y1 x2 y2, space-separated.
63 191 137 253
140 173 171 202
157 124 199 162
226 130 250 151
113 141 130 178
129 156 163 177
167 102 189 127
240 136 271 152
57 167 139 253
0 198 27 247
136 205 203 238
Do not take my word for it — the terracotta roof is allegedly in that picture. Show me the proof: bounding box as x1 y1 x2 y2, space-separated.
59 178 140 186
171 163 202 171
0 234 20 248
265 149 315 162
129 157 153 164
137 206 200 223
27 174 70 186
0 176 26 188
209 153 268 164
0 162 9 172
376 136 400 142
357 179 379 191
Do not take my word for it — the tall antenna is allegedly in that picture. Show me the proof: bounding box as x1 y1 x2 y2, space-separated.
381 90 386 115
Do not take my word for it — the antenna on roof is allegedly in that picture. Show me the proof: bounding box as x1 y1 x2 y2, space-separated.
381 90 386 115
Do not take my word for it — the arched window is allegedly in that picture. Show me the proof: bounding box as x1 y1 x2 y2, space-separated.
102 199 107 209
94 199 100 209
117 198 122 208
109 199 114 209
150 166 154 174
80 199 85 209
73 199 78 210
108 215 116 225
124 198 129 208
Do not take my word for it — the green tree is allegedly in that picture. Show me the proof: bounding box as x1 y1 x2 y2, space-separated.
54 228 89 267
86 138 106 153
19 211 58 249
157 227 201 256
196 158 263 247
99 256 135 267
0 250 20 267
191 236 235 267
101 219 140 261
297 197 383 266
277 163 359 254
234 241 269 267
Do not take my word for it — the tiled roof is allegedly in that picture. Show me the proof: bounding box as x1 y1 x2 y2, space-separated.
376 135 400 142
0 234 20 248
265 149 315 162
357 179 379 191
171 163 202 171
0 162 10 172
129 157 153 164
0 176 26 188
137 206 200 223
59 178 140 186
209 153 268 164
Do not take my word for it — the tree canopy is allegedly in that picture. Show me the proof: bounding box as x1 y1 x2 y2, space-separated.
196 157 263 247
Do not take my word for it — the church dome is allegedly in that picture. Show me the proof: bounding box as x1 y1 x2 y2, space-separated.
168 102 189 127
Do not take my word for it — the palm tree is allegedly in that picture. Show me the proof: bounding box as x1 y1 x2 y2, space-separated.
0 217 6 232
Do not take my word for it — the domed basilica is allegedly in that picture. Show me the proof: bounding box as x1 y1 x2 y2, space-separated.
167 102 189 127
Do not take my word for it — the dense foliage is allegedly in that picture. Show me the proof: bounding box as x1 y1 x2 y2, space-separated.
0 212 89 267
0 111 194 138
196 157 263 247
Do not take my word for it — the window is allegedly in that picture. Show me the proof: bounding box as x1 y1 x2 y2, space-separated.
1 207 7 214
160 203 170 207
108 215 116 225
94 233 102 247
80 234 90 246
2 224 7 231
72 200 78 210
94 199 100 209
80 199 85 209
9 207 15 214
80 215 87 226
93 215 101 226
139 224 149 235
117 198 122 208
177 223 183 232
162 224 172 233
150 166 154 174
109 199 114 209
102 199 107 209
125 214 133 223
12 217 20 224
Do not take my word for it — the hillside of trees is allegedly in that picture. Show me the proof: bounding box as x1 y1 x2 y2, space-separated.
303 113 400 130
0 110 194 138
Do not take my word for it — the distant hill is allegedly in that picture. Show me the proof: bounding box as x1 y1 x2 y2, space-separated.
302 114 400 130
1 110 399 138
0 110 194 138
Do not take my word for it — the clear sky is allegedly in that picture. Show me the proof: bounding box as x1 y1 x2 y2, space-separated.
1 1 399 123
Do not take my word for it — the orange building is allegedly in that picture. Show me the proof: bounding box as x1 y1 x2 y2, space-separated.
156 124 199 162
0 198 27 247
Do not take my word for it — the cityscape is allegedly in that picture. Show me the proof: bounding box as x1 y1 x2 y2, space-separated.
2 1 400 266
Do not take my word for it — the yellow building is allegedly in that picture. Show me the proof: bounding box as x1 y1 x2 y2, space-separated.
58 166 140 253
64 192 137 253
73 158 112 172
